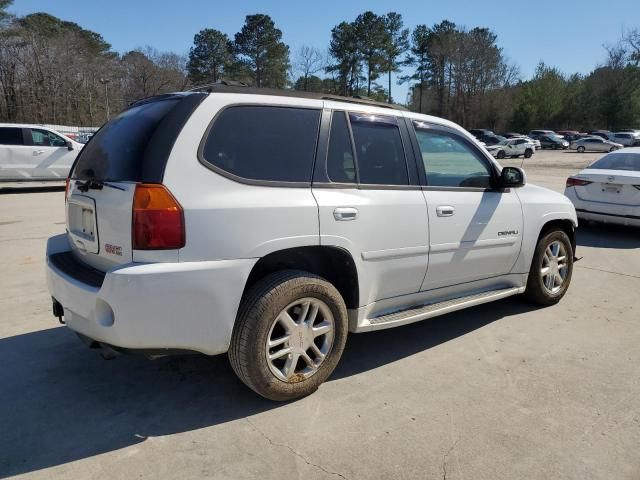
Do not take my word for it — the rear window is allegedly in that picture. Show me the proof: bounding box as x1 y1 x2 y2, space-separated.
201 106 321 183
72 99 180 181
0 127 23 145
590 153 640 171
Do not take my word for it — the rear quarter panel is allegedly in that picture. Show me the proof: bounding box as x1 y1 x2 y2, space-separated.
162 94 323 262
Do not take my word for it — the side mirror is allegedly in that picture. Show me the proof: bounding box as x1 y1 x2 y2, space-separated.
66 140 74 151
500 166 526 188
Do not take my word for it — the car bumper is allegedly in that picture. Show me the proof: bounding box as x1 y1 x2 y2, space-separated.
46 234 256 355
564 190 640 227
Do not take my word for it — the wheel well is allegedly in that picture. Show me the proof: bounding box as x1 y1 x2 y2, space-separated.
538 219 576 255
244 246 359 309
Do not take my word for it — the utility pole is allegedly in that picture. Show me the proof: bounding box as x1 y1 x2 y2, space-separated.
100 78 110 121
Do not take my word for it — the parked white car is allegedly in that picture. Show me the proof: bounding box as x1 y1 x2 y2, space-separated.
0 124 83 181
485 138 536 159
571 136 623 153
46 87 577 400
565 148 640 227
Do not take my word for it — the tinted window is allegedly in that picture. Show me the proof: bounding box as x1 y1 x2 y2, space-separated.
0 127 23 145
590 153 640 171
30 128 66 147
349 113 408 185
202 106 320 183
73 98 180 181
326 111 356 183
414 127 493 188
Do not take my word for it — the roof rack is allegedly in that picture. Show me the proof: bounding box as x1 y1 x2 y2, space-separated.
186 81 407 111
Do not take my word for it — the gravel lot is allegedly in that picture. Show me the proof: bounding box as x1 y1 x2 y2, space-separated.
1 149 639 479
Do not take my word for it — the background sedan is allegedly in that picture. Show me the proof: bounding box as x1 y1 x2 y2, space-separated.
571 136 623 153
564 148 640 227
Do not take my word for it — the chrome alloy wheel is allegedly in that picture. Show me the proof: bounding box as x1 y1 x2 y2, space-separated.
541 240 569 294
266 298 335 382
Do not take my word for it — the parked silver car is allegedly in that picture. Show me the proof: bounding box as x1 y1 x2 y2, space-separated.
571 136 623 153
607 132 638 146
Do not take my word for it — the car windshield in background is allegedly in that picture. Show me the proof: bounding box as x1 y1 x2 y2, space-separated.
71 98 180 181
590 153 640 171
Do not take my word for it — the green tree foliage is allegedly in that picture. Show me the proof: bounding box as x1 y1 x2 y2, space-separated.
187 28 233 85
327 21 361 96
234 14 289 88
381 12 409 103
353 11 387 97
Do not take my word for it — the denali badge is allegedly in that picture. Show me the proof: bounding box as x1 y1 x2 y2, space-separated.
105 243 122 256
498 230 519 237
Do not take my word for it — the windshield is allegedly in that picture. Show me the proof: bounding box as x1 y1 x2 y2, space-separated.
589 153 640 171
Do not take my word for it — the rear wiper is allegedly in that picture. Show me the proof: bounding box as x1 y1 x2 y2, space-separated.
76 179 126 192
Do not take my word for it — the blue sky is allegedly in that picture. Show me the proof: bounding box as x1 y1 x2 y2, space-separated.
11 0 637 102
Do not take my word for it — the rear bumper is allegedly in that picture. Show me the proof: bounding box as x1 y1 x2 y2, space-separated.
564 189 640 227
46 234 257 355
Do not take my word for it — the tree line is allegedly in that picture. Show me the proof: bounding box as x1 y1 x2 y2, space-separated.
0 0 638 131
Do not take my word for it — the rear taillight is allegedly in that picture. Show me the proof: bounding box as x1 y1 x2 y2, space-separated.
132 184 185 250
64 178 70 202
566 177 593 187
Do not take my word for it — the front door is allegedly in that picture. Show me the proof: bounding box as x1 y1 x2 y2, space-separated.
410 123 523 291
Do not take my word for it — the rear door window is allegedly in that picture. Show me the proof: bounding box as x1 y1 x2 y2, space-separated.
0 127 24 145
348 113 408 185
326 111 356 183
201 106 321 183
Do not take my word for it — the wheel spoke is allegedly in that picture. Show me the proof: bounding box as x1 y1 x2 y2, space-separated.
301 351 317 369
282 353 299 379
309 342 325 361
268 335 289 349
312 321 331 338
541 266 550 275
306 303 319 326
297 301 310 325
269 347 291 361
278 311 297 332
545 274 554 290
554 273 564 285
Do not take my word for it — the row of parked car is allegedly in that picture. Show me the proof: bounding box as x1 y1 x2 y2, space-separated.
468 128 640 155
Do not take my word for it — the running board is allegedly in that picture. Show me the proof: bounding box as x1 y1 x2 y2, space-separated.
358 287 525 332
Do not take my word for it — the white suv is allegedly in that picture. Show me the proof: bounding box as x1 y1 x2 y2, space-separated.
46 87 578 400
0 124 83 181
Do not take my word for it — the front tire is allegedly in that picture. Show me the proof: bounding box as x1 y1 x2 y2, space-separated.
524 230 573 305
497 150 506 159
229 270 348 401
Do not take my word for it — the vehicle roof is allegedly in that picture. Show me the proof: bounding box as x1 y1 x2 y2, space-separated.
185 84 408 111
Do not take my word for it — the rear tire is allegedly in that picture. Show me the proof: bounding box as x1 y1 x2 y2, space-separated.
229 270 348 401
524 230 573 305
577 146 585 153
524 149 533 158
497 150 506 159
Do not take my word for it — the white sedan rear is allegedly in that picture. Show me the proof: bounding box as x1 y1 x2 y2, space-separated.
564 148 640 227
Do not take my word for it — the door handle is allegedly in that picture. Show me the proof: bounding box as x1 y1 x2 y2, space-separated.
436 205 455 217
333 207 359 221
33 150 45 156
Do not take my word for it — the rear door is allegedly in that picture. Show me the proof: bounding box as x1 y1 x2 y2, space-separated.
312 109 428 305
67 93 205 271
0 127 29 180
409 122 523 291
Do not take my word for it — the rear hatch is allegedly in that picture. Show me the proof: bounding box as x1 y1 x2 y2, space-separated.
66 93 206 271
573 168 640 207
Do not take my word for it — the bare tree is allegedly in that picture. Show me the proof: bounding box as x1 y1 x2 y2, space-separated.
293 45 324 90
